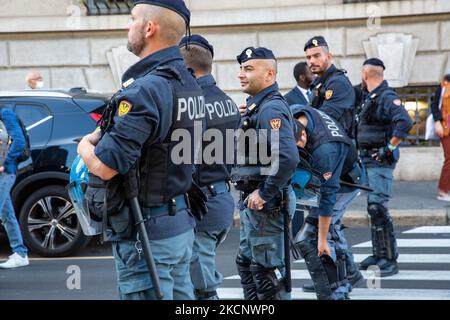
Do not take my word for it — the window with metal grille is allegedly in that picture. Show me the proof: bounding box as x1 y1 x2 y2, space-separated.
82 0 133 15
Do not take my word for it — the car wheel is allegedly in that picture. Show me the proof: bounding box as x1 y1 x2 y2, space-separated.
19 185 91 257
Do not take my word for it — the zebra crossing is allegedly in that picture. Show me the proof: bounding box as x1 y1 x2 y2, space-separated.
218 226 450 300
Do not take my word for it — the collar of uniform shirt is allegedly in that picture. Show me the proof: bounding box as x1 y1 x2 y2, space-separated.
312 63 337 86
369 79 389 94
121 46 183 82
246 82 279 108
197 74 216 87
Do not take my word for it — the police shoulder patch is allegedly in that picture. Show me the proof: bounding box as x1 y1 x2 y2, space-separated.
393 99 402 107
323 172 333 181
325 90 333 100
118 100 132 116
270 118 282 130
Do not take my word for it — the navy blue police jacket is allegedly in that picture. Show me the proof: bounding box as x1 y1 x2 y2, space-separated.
246 83 299 202
357 80 413 169
194 74 240 231
94 46 205 240
295 106 351 218
311 64 355 136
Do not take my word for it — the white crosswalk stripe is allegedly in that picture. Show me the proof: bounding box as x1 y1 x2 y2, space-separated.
217 288 450 300
220 226 450 300
403 226 450 234
294 254 450 264
353 239 450 248
226 270 450 281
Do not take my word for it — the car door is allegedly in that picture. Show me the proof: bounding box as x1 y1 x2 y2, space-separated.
13 102 53 165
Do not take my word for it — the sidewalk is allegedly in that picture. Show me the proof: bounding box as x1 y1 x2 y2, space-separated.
344 180 450 226
232 181 450 227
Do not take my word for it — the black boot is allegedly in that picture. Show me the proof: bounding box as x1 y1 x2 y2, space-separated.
345 252 364 286
359 255 379 270
302 282 315 292
377 258 399 277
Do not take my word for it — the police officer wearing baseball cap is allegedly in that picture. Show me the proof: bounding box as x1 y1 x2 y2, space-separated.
232 46 299 300
77 0 206 300
304 36 356 138
357 58 412 276
179 34 240 300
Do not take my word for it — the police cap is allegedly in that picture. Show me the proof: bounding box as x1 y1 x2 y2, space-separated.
133 0 190 24
363 58 386 70
179 34 214 58
236 47 276 64
304 36 328 51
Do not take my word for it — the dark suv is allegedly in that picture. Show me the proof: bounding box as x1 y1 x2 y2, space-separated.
0 89 109 257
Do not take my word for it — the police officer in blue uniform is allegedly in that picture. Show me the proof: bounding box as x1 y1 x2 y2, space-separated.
232 47 299 300
357 58 413 276
77 0 205 300
179 34 240 300
292 104 363 300
304 36 356 138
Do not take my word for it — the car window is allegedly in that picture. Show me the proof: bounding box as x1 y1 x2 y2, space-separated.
14 104 53 147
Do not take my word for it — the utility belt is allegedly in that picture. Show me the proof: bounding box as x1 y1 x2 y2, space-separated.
201 180 231 198
142 194 189 218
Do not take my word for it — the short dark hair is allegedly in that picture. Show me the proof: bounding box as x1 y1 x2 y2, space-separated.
180 44 213 74
293 62 308 82
444 74 450 82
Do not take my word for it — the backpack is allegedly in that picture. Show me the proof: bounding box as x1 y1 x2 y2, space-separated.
0 109 31 163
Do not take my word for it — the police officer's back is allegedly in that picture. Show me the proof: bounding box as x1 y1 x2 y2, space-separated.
77 0 205 300
357 58 413 276
304 36 355 138
179 34 240 300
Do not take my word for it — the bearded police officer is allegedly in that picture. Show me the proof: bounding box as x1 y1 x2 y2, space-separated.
291 104 363 300
179 35 240 300
304 36 356 138
233 47 298 300
77 0 205 300
357 58 413 276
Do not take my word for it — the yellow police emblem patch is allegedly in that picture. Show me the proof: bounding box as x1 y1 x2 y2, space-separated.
312 39 318 47
118 100 132 116
325 90 333 100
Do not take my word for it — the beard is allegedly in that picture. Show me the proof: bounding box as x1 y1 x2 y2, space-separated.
126 31 146 56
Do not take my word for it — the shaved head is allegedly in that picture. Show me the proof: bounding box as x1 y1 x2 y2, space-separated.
127 4 186 57
363 65 384 79
362 64 385 92
238 59 277 96
139 4 186 45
